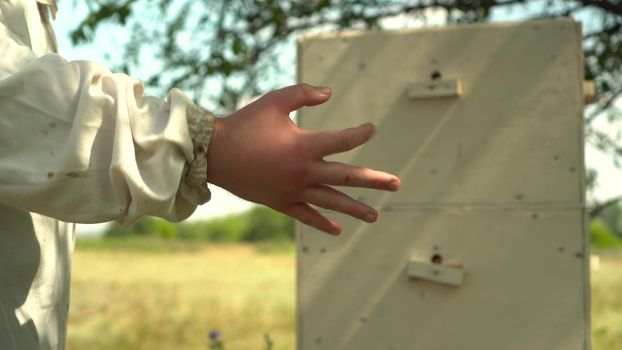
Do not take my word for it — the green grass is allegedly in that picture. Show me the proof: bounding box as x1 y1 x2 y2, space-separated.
75 236 205 253
67 240 622 349
67 242 295 350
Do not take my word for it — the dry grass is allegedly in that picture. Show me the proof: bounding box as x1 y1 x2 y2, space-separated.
592 251 622 350
67 243 622 350
67 243 295 350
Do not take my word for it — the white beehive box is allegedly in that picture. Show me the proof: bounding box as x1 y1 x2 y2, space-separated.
297 18 590 350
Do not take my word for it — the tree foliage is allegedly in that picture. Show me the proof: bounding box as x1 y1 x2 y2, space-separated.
590 217 622 249
597 201 622 236
105 206 295 242
71 0 622 210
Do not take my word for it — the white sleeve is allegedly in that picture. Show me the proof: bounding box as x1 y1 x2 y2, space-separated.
0 20 214 226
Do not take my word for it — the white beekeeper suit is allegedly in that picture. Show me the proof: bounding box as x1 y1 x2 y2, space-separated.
0 0 214 348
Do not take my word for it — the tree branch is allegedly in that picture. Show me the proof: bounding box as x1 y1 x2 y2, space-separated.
576 0 622 16
590 195 622 218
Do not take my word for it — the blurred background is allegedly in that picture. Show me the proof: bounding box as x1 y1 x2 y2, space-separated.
52 0 622 349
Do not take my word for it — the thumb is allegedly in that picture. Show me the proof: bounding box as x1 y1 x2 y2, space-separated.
268 83 331 112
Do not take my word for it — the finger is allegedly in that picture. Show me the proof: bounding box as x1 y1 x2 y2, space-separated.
313 161 401 191
267 83 332 113
311 123 376 157
302 185 378 223
283 202 341 235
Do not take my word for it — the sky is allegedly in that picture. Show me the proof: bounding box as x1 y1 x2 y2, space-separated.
49 2 622 236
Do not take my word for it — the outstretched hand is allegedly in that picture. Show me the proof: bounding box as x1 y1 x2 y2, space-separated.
205 83 400 235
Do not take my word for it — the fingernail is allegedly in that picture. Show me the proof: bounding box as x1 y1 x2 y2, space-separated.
360 123 377 139
316 86 331 96
329 220 342 235
389 178 400 191
364 212 376 223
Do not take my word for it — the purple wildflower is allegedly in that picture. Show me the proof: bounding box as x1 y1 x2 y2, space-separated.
208 329 221 341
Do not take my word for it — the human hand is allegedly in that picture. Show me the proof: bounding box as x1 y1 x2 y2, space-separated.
205 83 400 235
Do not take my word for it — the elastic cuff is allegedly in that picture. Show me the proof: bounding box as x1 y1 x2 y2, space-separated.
172 89 215 206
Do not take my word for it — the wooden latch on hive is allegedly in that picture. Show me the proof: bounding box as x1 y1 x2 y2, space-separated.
584 81 596 104
408 78 462 100
407 258 465 287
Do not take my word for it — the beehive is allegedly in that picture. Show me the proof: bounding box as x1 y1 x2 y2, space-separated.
297 18 590 350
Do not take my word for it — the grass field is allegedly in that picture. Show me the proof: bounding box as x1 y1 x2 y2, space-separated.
67 242 296 350
67 241 622 350
592 250 622 350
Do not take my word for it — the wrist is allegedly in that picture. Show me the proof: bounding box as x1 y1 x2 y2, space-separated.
206 116 225 186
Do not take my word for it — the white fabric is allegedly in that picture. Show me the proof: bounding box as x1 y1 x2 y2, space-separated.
34 0 55 19
0 0 214 349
